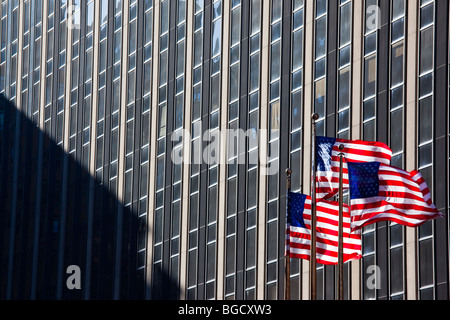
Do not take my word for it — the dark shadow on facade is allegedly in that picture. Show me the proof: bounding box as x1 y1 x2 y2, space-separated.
0 95 178 300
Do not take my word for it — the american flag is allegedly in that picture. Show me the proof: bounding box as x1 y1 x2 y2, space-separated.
315 137 393 201
348 162 443 231
286 192 362 265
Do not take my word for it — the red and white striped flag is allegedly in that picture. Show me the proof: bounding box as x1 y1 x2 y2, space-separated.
348 162 444 231
315 137 392 201
286 192 362 265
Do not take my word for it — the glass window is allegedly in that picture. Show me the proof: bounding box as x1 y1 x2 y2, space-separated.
211 19 221 57
419 238 433 287
229 64 239 102
315 16 327 59
129 20 137 53
390 86 403 110
194 32 203 67
391 41 404 87
390 108 403 154
420 2 434 28
339 45 350 67
364 32 377 56
210 74 220 111
292 29 303 70
250 54 260 92
338 67 350 110
316 0 327 17
100 0 108 22
315 78 326 118
158 104 167 138
270 42 281 81
392 0 405 20
339 3 351 46
251 0 261 34
419 96 433 144
159 51 168 85
291 91 302 131
231 8 240 46
160 0 169 33
87 1 94 33
391 18 404 42
272 0 282 21
420 27 434 74
364 55 377 98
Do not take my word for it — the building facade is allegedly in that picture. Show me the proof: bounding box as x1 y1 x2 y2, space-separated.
0 0 449 300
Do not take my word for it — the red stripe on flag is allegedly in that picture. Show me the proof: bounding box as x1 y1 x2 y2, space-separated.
287 197 362 265
316 138 392 200
350 164 443 231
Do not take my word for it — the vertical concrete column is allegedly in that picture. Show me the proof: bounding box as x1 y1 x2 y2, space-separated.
89 0 100 191
179 0 194 300
6 0 25 299
30 0 48 299
39 0 47 129
113 0 129 298
57 0 73 299
301 0 314 300
146 0 161 300
117 1 129 204
216 0 231 300
350 0 363 301
405 0 419 301
16 0 23 111
63 2 72 155
256 0 271 300
85 0 101 299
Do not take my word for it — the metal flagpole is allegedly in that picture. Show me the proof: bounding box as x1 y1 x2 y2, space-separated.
337 145 345 300
285 169 292 301
310 113 319 300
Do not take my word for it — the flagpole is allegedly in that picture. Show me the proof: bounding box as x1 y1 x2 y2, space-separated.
285 168 292 301
310 113 319 300
337 145 345 300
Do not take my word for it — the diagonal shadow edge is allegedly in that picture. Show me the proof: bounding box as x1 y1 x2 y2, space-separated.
0 95 179 300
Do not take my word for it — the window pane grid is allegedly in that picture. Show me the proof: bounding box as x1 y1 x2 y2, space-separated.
56 0 67 147
167 0 187 299
362 0 378 142
337 1 352 140
288 0 305 298
96 0 109 179
187 0 204 300
313 0 327 135
153 0 170 299
418 0 435 300
243 0 261 300
266 0 282 300
225 0 240 300
206 0 221 300
44 0 55 134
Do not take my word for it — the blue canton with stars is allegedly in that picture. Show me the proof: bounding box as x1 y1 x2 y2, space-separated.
287 192 307 228
316 136 336 172
347 162 381 200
